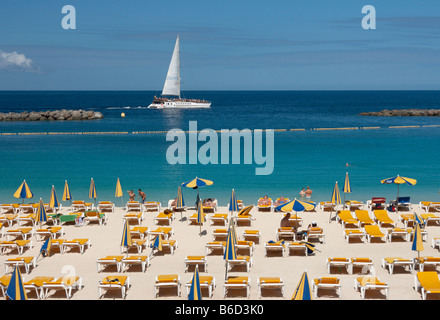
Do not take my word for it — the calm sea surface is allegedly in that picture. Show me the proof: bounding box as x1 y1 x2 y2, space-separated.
0 90 439 206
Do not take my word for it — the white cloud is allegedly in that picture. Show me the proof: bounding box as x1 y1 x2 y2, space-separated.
0 50 39 72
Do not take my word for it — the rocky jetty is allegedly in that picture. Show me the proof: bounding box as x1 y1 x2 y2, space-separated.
359 109 440 117
0 109 104 121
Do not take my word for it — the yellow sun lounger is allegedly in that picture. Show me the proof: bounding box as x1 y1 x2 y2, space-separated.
62 238 91 254
350 257 374 275
264 241 285 257
414 271 440 300
344 229 366 243
149 227 174 240
287 242 308 256
226 256 252 272
286 213 303 227
209 214 229 226
381 257 414 274
0 214 18 227
125 201 142 212
97 201 115 212
346 200 364 211
337 210 360 228
224 276 250 298
242 229 261 243
354 276 389 299
162 239 178 255
312 277 341 298
212 228 228 240
143 201 161 212
257 198 273 212
276 227 295 241
121 255 150 272
24 276 55 299
399 213 414 228
5 227 34 240
0 240 33 255
305 227 326 244
35 226 64 241
123 212 143 225
205 241 226 255
97 255 124 273
386 228 410 242
187 213 207 225
99 275 130 299
121 239 147 254
4 256 36 274
364 225 387 243
17 214 37 227
258 277 284 298
417 257 440 272
420 213 440 225
129 226 149 239
154 274 181 297
355 210 375 226
186 276 216 298
154 211 174 225
0 274 11 297
373 210 397 227
0 204 16 214
42 276 82 299
235 240 254 256
84 211 107 225
327 257 350 274
236 213 253 227
184 256 207 272
420 201 440 213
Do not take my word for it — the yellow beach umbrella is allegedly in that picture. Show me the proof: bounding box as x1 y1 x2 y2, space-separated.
329 181 341 223
197 199 205 236
115 178 123 207
89 178 97 205
412 213 424 261
121 220 132 257
13 180 34 203
343 172 351 208
291 270 312 300
381 175 417 213
5 266 27 300
62 180 72 203
188 265 202 300
49 185 60 210
35 198 47 228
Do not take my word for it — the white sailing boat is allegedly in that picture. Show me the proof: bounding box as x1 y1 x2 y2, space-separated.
148 36 211 109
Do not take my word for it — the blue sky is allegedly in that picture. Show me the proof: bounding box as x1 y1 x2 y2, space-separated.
1 0 439 90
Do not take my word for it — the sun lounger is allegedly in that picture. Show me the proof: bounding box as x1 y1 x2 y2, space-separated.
346 200 364 211
417 257 440 272
386 227 410 242
224 276 250 298
432 238 440 251
35 226 64 241
0 274 11 297
227 256 252 272
71 201 91 213
312 277 341 298
99 276 130 299
212 228 228 240
97 255 124 273
202 199 218 213
205 241 225 255
419 201 440 212
264 241 285 257
122 239 147 254
396 197 411 211
0 240 33 255
186 276 216 298
24 276 55 299
44 203 61 215
327 257 351 274
4 256 36 274
5 227 33 240
17 214 36 227
84 211 107 225
276 227 295 241
143 201 161 212
209 213 229 226
62 238 91 254
354 276 389 299
97 201 115 212
242 229 261 243
367 197 386 210
125 201 142 212
381 257 414 274
257 198 272 212
184 256 207 272
258 277 284 298
287 242 308 256
121 255 150 272
408 227 428 242
305 227 326 243
154 211 174 225
337 210 360 228
123 212 143 225
187 213 207 225
414 271 440 300
235 240 254 256
355 210 375 226
286 213 303 227
373 210 397 227
167 199 186 211
350 258 374 275
130 226 149 239
319 201 339 212
42 276 82 299
0 204 16 214
154 274 181 297
399 213 414 228
162 239 178 255
18 203 37 214
420 213 440 226
50 239 65 254
0 214 18 227
364 225 387 243
59 212 83 225
236 213 253 227
149 227 174 240
344 229 366 243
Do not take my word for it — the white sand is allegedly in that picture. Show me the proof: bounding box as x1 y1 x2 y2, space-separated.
1 201 439 300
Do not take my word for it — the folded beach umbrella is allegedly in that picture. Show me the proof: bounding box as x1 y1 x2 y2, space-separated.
237 205 253 216
188 265 202 300
62 180 72 202
35 198 47 228
197 199 205 236
49 185 59 210
89 178 97 205
115 178 123 207
343 172 351 208
5 265 27 300
228 189 239 214
412 213 424 261
224 220 238 280
149 234 163 259
38 238 52 259
121 220 132 257
329 181 342 223
176 186 185 208
13 180 34 203
291 270 312 300
381 175 417 213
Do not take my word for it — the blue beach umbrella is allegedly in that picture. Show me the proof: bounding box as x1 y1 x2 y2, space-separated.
121 220 132 257
412 213 424 261
291 270 312 300
181 177 213 209
224 218 238 280
228 189 239 214
49 185 59 210
188 265 202 300
38 238 52 259
329 181 342 223
13 180 34 203
197 199 205 236
89 178 97 205
381 175 417 213
62 180 72 203
149 234 163 259
276 199 316 226
35 198 47 228
5 265 27 300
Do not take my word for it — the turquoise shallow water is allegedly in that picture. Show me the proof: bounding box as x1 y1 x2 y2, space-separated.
0 91 439 206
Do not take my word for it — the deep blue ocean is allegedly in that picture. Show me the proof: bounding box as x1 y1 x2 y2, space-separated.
0 90 439 206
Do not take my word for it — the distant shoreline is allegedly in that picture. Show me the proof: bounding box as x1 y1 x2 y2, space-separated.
359 109 440 117
0 109 103 121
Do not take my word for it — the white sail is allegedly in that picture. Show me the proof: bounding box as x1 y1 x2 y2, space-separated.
161 36 180 97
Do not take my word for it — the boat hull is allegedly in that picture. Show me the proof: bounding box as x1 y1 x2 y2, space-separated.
148 100 211 109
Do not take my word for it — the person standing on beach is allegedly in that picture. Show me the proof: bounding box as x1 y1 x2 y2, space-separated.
299 188 306 197
305 186 313 199
127 190 135 201
138 189 146 204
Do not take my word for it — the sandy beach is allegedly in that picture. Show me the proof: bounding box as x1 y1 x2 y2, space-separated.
1 198 439 301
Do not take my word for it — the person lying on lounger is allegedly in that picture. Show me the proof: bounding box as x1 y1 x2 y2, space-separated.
203 198 216 207
274 196 288 207
258 195 271 206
